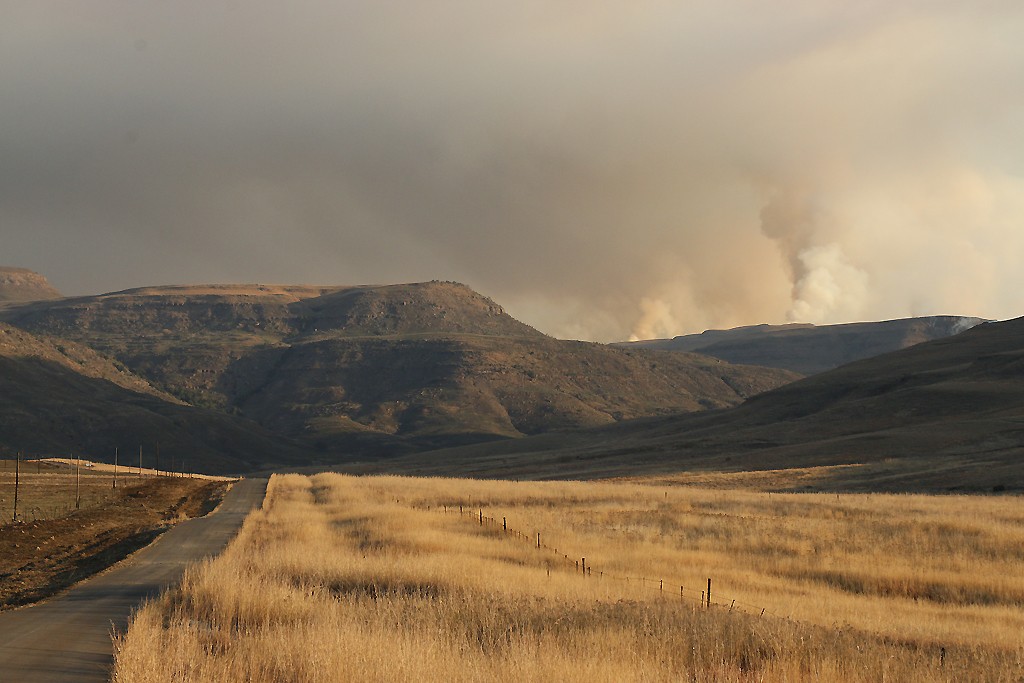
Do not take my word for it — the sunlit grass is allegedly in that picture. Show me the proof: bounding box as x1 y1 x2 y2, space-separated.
113 474 1024 682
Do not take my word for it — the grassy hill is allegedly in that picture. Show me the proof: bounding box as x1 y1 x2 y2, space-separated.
0 323 312 473
354 317 1024 492
0 281 798 454
620 316 986 374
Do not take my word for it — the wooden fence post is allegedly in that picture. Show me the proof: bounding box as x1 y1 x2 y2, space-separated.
13 451 20 523
503 517 506 531
581 558 586 576
707 578 712 608
537 532 541 548
479 509 483 525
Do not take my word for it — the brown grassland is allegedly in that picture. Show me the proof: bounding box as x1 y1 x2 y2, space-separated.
113 473 1024 682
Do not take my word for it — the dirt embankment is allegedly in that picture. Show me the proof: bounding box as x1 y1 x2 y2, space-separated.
0 477 231 609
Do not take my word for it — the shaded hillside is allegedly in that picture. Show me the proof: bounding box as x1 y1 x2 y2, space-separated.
0 281 798 452
0 267 62 304
0 324 311 474
354 318 1024 492
229 335 793 444
620 316 986 374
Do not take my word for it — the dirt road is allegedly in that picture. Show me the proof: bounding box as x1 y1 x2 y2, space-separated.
0 477 267 683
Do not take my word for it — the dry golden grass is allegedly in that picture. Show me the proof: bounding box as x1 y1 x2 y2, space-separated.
113 474 1024 682
0 459 125 522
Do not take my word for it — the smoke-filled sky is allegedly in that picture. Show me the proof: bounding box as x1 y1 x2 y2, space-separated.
2 2 1023 341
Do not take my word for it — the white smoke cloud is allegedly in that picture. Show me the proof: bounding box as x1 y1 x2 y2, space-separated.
787 244 869 323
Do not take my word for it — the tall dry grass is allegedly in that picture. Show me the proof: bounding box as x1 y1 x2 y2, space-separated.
113 474 1024 682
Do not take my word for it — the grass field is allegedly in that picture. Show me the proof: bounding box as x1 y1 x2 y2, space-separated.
113 474 1024 682
0 458 125 522
0 458 218 523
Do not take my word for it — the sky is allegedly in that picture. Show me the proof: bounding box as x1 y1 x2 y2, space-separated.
2 1 1023 341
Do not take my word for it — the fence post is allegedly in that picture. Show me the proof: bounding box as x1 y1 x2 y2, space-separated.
479 509 483 525
660 579 663 592
707 578 712 608
701 590 704 607
581 558 586 576
503 517 506 531
537 532 541 548
13 451 20 523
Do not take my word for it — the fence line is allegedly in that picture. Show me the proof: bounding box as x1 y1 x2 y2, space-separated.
431 502 782 620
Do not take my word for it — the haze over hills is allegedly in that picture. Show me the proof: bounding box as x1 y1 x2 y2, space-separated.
0 322 311 473
0 267 62 304
620 316 988 375
361 317 1024 492
0 279 799 459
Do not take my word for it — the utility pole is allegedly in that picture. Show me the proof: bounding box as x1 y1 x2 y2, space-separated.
13 451 20 523
113 447 118 489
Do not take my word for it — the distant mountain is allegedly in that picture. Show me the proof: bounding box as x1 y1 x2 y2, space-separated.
0 323 312 473
369 318 1024 492
0 281 798 456
619 316 987 375
0 267 62 304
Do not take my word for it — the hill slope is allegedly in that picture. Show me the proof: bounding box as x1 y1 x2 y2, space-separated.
361 318 1024 492
621 316 986 374
0 281 798 454
0 323 311 473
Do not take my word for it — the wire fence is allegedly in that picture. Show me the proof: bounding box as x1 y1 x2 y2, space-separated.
417 501 783 620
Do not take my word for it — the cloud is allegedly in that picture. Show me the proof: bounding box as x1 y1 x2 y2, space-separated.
1 2 1023 340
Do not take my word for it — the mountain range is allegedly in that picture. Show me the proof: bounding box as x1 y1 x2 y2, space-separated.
377 316 1023 492
1 266 1013 490
619 316 987 374
0 272 796 468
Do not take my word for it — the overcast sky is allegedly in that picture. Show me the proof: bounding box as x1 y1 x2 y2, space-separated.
2 2 1022 341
